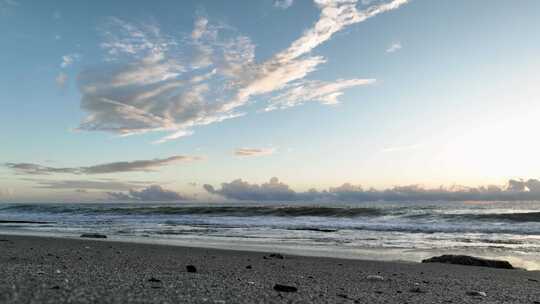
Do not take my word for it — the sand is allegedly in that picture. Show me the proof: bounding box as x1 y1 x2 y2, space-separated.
1 234 539 303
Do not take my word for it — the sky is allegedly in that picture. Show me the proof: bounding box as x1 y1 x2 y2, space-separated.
1 0 540 202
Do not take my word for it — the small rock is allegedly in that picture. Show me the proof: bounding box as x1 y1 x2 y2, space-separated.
50 285 60 290
148 277 161 283
273 284 297 292
246 265 252 269
422 255 513 269
366 275 384 281
80 233 107 239
466 291 487 297
409 287 426 293
268 253 284 259
186 265 197 273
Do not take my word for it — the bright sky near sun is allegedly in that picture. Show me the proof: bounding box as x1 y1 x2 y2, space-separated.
1 0 540 201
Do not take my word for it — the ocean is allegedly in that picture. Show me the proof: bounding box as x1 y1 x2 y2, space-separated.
1 200 539 270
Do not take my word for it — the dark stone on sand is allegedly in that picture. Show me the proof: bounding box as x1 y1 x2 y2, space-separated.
148 277 161 283
186 265 197 273
0 220 51 224
422 255 514 269
466 291 487 297
246 265 252 269
50 285 60 290
273 284 297 292
80 233 107 239
268 253 284 259
409 287 426 293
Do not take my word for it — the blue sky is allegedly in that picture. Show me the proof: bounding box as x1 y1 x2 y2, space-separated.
1 0 540 202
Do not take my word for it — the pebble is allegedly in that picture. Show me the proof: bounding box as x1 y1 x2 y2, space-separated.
466 291 487 297
366 275 384 281
409 287 426 293
80 233 107 239
186 265 197 273
268 253 284 259
148 277 161 283
273 284 298 292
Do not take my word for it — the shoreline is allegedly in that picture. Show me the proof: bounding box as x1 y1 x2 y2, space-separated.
1 234 540 303
1 229 539 271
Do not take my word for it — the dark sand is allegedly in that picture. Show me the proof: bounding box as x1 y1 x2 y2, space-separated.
1 234 539 303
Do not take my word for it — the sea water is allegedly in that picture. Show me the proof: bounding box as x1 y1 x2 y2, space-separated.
1 200 539 270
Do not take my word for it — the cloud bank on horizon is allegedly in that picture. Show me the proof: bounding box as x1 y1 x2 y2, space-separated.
204 177 540 202
107 185 189 201
76 0 408 143
12 176 540 202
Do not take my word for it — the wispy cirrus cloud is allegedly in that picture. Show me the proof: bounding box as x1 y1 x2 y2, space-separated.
386 41 402 53
29 179 148 191
55 72 68 87
77 0 408 143
274 0 294 9
265 78 375 111
235 148 276 157
60 54 79 68
5 155 201 175
56 54 79 87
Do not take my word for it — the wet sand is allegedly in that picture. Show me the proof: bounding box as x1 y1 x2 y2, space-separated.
1 234 539 303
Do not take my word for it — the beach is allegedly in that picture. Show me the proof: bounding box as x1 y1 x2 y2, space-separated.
1 234 539 304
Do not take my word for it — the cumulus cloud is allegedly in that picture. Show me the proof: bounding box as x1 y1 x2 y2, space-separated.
204 177 296 201
235 148 275 157
274 0 294 9
5 155 201 175
386 41 402 53
76 0 408 142
205 177 540 202
107 185 189 201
